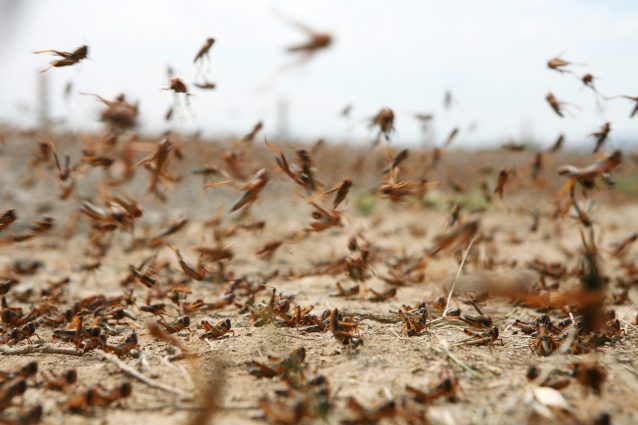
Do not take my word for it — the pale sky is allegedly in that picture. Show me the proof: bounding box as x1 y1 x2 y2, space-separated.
1 0 637 148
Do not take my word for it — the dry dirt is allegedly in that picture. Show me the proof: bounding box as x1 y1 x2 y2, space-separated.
0 128 637 425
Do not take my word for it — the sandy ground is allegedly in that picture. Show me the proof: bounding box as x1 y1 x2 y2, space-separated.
0 128 637 425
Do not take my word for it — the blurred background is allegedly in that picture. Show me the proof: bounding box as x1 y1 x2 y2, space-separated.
0 0 637 147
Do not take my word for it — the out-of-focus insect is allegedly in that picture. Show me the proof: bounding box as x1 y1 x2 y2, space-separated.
547 54 582 74
590 122 611 153
0 361 38 384
429 219 479 257
442 127 460 148
0 378 28 411
213 168 269 212
501 141 526 151
248 347 306 379
369 107 395 143
193 37 215 66
3 216 54 243
193 80 216 90
330 282 360 298
340 104 353 118
280 12 332 58
526 365 571 390
531 153 543 181
157 315 190 334
381 149 408 174
64 382 132 412
163 77 193 115
82 93 139 129
494 168 509 199
570 362 607 395
34 45 88 72
1 322 40 345
610 232 637 258
616 94 638 118
548 134 564 153
241 121 263 143
368 287 397 302
134 137 176 198
343 396 397 425
0 209 17 232
256 240 284 261
44 369 77 392
265 140 323 192
300 193 342 232
545 92 572 117
103 332 138 357
444 90 454 109
406 369 458 403
167 244 207 281
325 179 352 209
200 318 234 339
557 149 622 192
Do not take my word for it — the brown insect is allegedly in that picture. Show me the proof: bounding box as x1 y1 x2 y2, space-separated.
330 282 360 298
442 127 460 148
453 325 502 347
330 308 362 347
4 216 54 243
399 305 428 336
44 369 77 392
248 347 306 379
429 219 479 257
548 134 565 153
200 318 234 339
64 382 132 412
0 361 38 384
168 244 207 281
590 122 611 153
127 264 157 288
277 10 332 63
494 168 509 199
103 332 139 357
83 93 139 129
0 378 28 411
557 149 622 192
193 37 215 65
241 121 263 143
34 45 88 72
368 287 397 302
157 315 190 334
193 80 216 90
369 107 395 142
226 168 269 212
343 396 397 425
610 232 637 258
265 140 321 191
134 137 176 198
570 362 607 395
526 365 570 390
0 209 17 231
1 322 40 345
381 149 408 174
547 54 582 74
256 240 284 261
406 369 458 403
195 246 234 262
545 92 570 117
300 193 343 232
3 404 42 425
